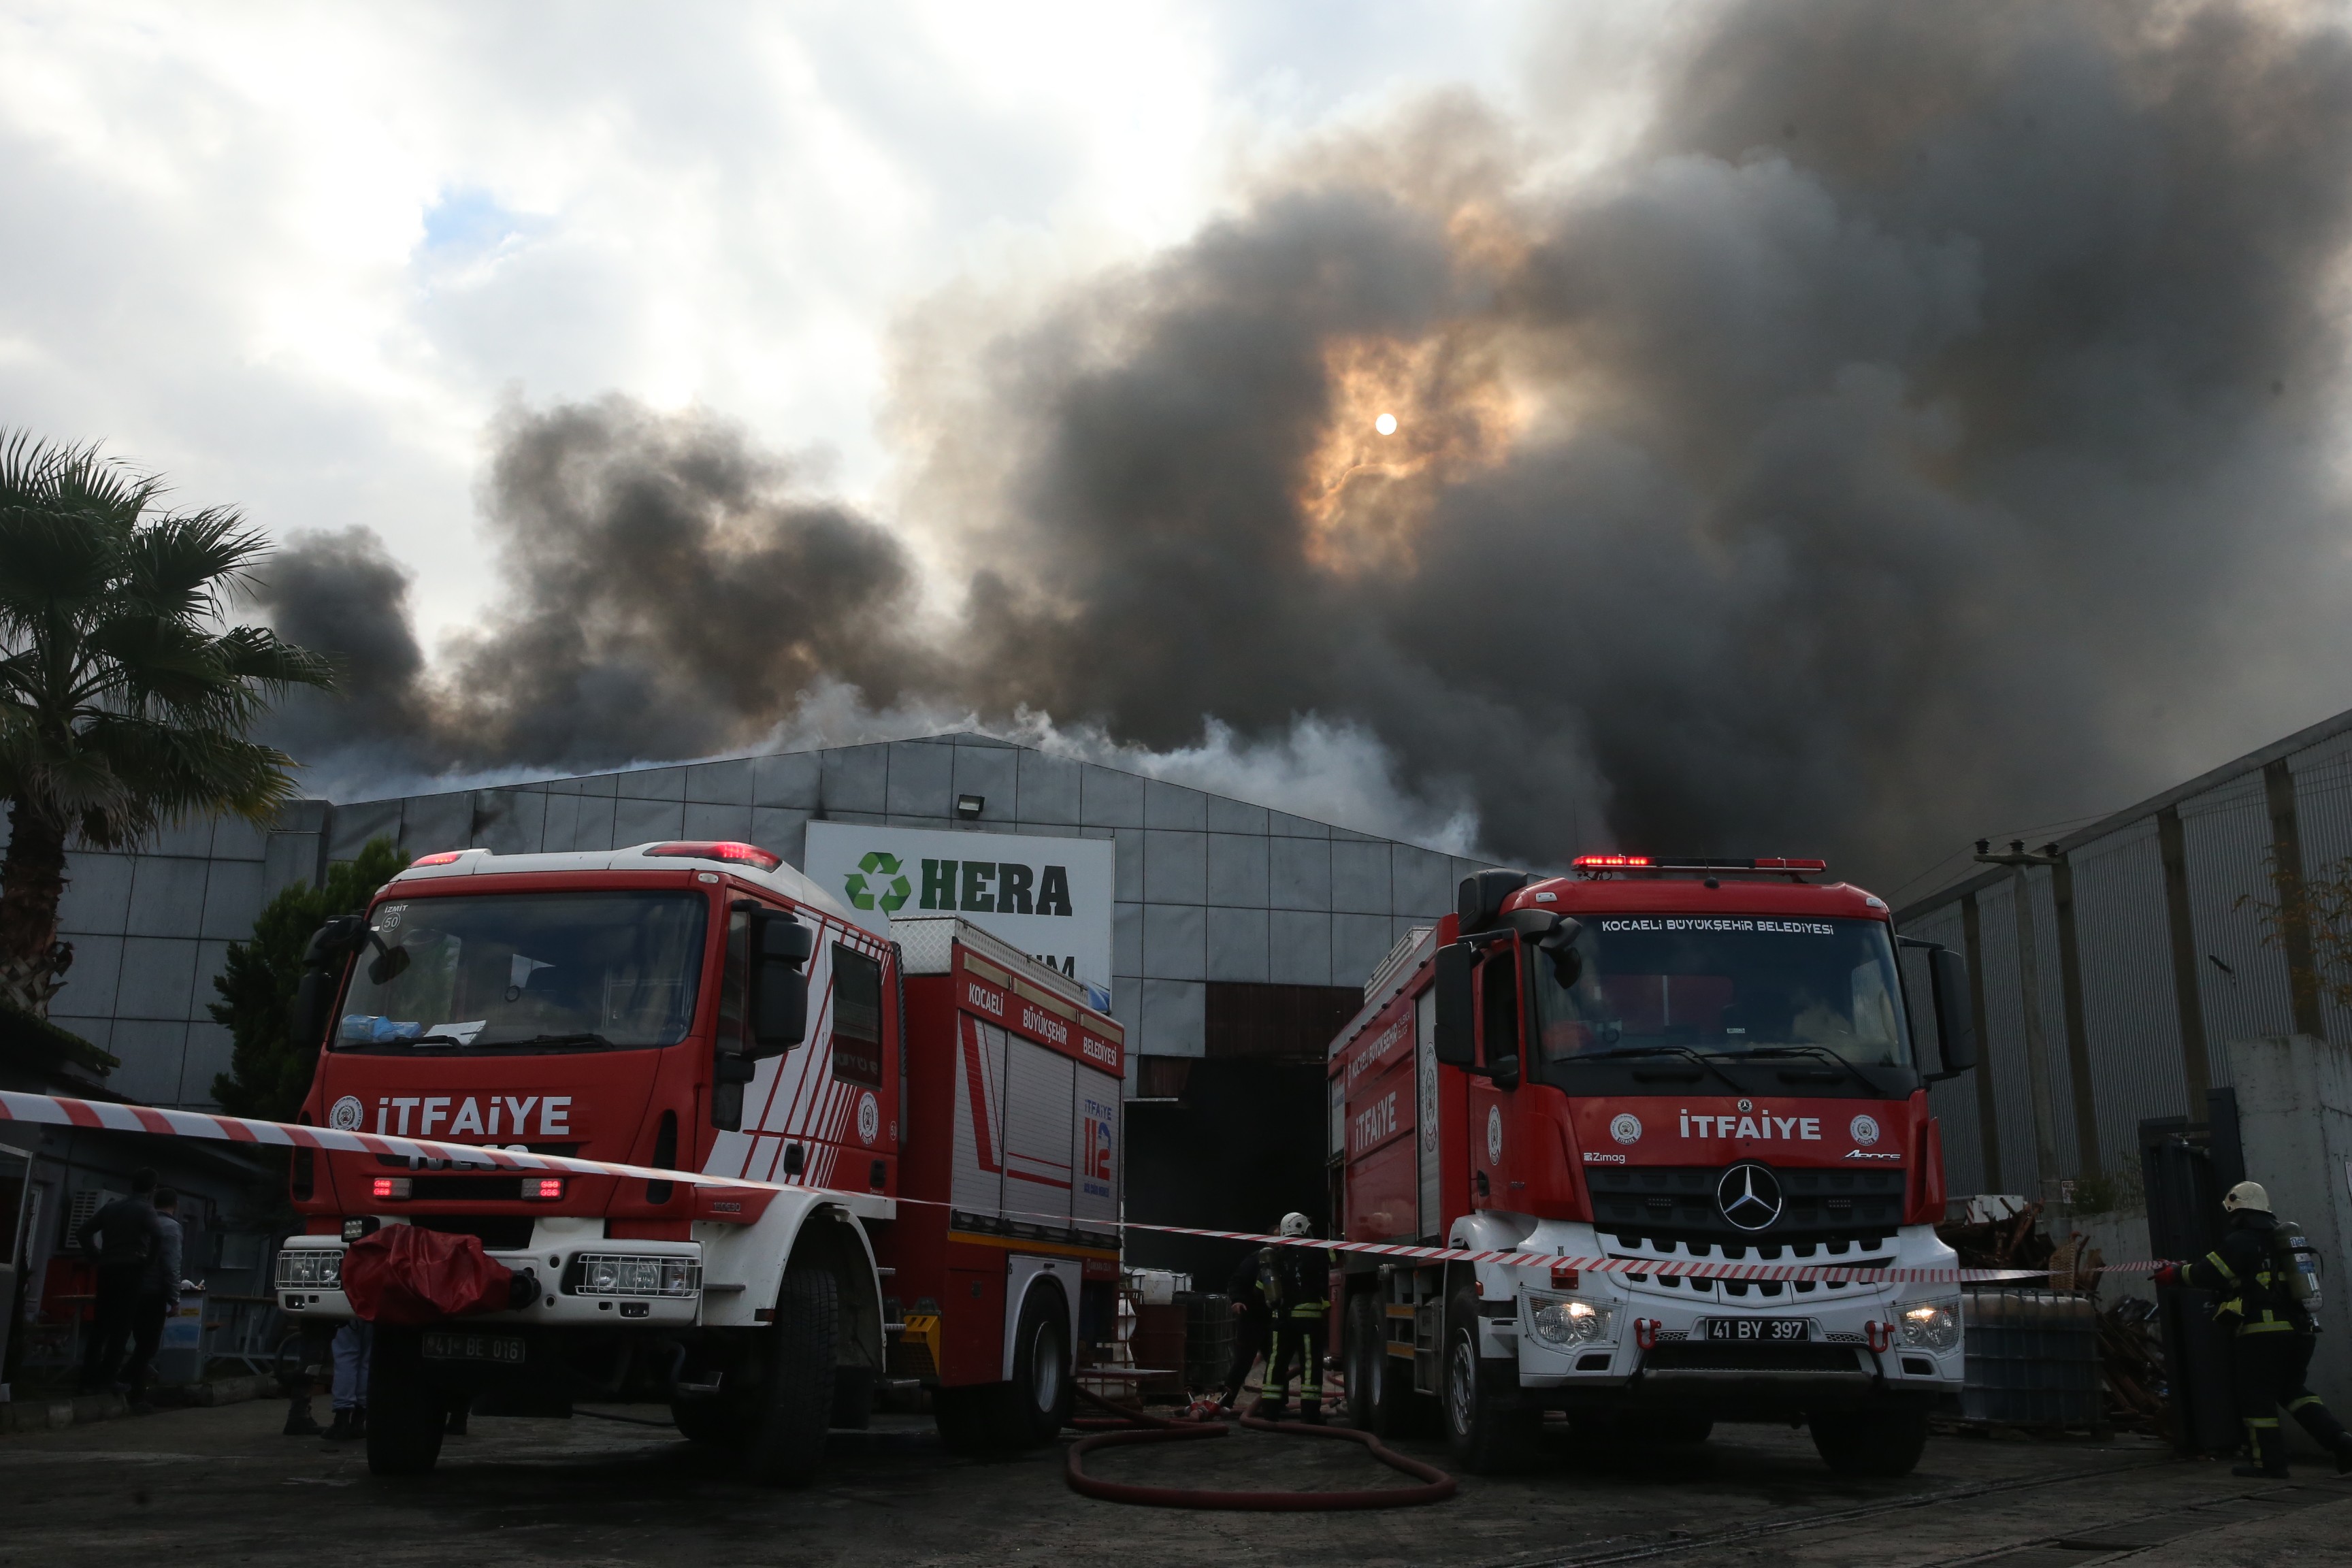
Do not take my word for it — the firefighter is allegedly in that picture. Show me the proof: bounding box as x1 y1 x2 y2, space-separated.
1213 1245 1273 1416
1254 1212 1334 1424
2155 1181 2352 1477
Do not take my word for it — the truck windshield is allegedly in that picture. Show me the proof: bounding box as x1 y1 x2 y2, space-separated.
336 892 709 1051
1529 915 1910 1075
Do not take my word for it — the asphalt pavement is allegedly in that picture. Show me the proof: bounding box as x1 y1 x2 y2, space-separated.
2 1400 2348 1567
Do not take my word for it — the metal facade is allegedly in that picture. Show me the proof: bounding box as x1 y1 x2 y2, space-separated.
1897 703 2352 1195
42 733 1484 1107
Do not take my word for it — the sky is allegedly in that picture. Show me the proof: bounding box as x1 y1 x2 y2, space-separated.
10 1 2352 898
0 1 1544 644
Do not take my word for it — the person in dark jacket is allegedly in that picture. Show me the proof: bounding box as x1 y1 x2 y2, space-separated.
2158 1181 2352 1477
76 1169 175 1396
1213 1243 1273 1414
1253 1212 1335 1423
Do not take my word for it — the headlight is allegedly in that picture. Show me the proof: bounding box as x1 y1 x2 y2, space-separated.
1529 1294 1616 1346
570 1254 702 1298
1899 1300 1960 1351
275 1250 343 1290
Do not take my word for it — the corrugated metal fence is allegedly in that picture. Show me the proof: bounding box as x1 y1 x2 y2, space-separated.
1897 706 2352 1197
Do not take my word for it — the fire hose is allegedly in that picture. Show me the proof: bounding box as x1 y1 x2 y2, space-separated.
1062 1386 1456 1510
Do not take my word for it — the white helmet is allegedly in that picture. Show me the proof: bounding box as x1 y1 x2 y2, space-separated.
1279 1211 1313 1239
2223 1181 2271 1213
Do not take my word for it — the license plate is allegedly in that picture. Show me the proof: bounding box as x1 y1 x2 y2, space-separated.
422 1331 525 1364
1702 1318 1809 1342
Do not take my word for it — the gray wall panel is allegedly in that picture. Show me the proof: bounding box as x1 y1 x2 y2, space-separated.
198 859 265 940
116 936 199 1019
1270 911 1332 986
1144 780 1209 832
612 797 686 845
125 858 209 938
400 793 471 856
1081 765 1145 828
330 798 402 863
1144 830 1207 905
2179 774 2295 1074
1143 903 1206 981
754 749 822 809
1330 842 1391 915
1270 838 1331 911
686 757 754 805
682 801 755 841
885 740 955 817
1207 907 1270 982
1015 751 1080 824
950 747 1019 824
2067 820 2192 1172
1208 795 1268 834
1207 833 1269 907
1140 979 1205 1058
58 851 135 936
822 747 887 813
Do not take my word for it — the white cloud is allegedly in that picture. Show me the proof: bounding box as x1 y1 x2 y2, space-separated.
0 1 1558 651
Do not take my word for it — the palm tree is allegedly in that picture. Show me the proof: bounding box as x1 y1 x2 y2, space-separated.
0 432 336 1016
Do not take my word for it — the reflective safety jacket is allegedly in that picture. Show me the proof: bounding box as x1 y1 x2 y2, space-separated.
2178 1211 2308 1337
1256 1243 1335 1321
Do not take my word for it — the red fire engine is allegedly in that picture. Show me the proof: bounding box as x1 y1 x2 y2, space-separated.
272 841 1124 1480
1331 858 1978 1477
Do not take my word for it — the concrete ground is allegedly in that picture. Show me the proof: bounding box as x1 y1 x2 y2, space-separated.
1 1401 2347 1567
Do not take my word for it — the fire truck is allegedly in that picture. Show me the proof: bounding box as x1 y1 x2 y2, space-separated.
1332 858 1978 1477
272 840 1124 1481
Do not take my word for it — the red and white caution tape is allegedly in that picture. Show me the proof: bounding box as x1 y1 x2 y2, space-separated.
0 1089 2157 1286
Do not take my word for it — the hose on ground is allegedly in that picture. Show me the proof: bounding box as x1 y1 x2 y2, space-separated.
1063 1386 1456 1511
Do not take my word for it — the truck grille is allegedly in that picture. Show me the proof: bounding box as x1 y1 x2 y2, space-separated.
1586 1164 1904 1250
1642 1343 1865 1373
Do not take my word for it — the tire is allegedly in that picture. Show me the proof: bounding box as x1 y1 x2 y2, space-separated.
1001 1282 1073 1447
743 1263 839 1486
1442 1286 1539 1473
365 1327 446 1477
1810 1401 1929 1477
933 1284 1072 1454
1346 1292 1416 1436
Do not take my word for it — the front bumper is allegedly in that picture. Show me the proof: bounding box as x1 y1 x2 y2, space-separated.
1482 1222 1965 1397
276 1220 703 1330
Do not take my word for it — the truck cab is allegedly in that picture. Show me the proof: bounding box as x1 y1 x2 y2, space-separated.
273 840 1122 1481
1333 858 1978 1477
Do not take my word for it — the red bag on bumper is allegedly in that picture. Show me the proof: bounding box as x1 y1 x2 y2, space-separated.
341 1226 521 1326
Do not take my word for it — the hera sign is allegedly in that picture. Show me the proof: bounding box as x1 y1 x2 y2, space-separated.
803 823 1115 998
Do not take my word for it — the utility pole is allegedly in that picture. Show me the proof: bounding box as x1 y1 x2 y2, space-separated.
1976 840 2065 1202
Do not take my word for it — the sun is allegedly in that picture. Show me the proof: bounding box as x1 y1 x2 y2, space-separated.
1375 412 1397 436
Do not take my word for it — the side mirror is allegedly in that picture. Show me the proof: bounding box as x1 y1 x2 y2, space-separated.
1927 945 1977 1079
1433 943 1475 1066
746 911 815 1058
290 968 337 1052
301 915 369 968
1486 1054 1520 1090
1456 869 1531 935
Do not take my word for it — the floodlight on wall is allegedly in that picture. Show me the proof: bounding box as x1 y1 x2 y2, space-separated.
956 794 985 821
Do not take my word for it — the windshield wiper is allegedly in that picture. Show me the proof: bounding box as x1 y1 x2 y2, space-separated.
485 1031 616 1051
1569 1044 1747 1092
1740 1044 1889 1088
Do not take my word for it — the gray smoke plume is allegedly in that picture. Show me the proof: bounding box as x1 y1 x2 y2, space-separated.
262 1 2352 892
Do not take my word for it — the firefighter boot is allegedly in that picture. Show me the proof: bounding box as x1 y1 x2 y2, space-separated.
323 1409 357 1441
2232 1422 2289 1479
282 1395 322 1437
1296 1400 1326 1426
1254 1396 1288 1422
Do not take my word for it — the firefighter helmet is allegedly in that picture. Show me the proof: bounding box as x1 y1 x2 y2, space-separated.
1279 1211 1313 1238
2223 1181 2271 1213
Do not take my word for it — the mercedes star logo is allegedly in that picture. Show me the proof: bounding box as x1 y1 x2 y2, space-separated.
1716 1162 1784 1232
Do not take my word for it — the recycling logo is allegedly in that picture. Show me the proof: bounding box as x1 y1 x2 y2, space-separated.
843 851 911 914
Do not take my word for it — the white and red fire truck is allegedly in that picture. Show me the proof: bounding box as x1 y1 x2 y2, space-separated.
272 840 1124 1480
1332 858 1978 1477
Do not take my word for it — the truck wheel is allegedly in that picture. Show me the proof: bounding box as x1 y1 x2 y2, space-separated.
743 1263 839 1486
1001 1282 1073 1446
365 1326 446 1477
1346 1292 1415 1436
1443 1286 1539 1473
1810 1402 1928 1477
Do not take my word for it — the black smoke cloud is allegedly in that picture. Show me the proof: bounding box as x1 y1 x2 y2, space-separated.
262 1 2352 892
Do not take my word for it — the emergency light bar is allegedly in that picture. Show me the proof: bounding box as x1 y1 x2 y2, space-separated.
645 840 783 872
412 850 466 866
1570 855 1827 875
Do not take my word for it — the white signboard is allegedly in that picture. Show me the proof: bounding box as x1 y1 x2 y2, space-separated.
802 823 1115 1004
